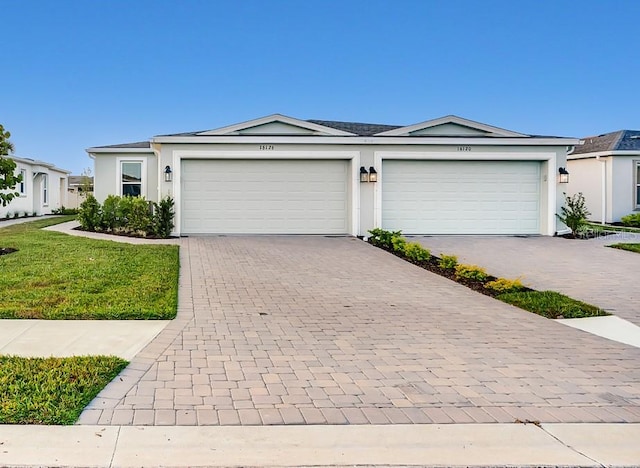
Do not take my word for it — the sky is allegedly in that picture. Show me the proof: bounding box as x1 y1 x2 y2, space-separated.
2 0 639 174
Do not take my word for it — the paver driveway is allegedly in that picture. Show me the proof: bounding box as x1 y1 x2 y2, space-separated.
414 233 640 326
79 236 640 426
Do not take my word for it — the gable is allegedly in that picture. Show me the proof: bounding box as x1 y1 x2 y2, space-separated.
408 123 491 137
375 115 529 138
236 121 318 135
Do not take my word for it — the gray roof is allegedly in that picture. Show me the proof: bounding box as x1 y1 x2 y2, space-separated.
306 120 402 136
93 141 151 149
572 130 640 155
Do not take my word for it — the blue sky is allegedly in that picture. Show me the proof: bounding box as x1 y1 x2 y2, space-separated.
2 0 639 174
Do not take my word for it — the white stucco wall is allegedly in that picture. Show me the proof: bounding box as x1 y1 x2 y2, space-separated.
92 151 157 203
154 142 569 236
566 157 608 222
611 156 639 222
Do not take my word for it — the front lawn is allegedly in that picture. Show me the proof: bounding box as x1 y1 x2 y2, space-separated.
0 355 127 424
609 243 640 254
0 217 179 319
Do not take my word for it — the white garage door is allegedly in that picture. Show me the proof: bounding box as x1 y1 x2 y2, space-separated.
181 159 349 234
382 160 540 234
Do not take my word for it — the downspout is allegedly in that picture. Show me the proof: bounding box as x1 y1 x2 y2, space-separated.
597 155 606 224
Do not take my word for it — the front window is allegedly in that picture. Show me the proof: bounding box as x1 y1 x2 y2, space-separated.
121 161 142 197
19 169 26 195
42 174 48 205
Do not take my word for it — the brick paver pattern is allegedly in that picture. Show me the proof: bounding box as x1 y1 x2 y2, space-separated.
79 236 640 426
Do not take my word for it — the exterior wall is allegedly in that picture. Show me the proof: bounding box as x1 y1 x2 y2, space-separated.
566 157 608 223
611 155 640 222
93 152 157 203
155 142 569 236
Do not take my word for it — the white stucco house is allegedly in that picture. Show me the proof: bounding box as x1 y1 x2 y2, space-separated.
567 130 640 224
0 156 70 218
87 114 579 237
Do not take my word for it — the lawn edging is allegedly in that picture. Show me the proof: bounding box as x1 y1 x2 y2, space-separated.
366 228 607 320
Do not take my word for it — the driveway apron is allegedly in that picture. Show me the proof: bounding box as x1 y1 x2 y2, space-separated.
79 236 640 426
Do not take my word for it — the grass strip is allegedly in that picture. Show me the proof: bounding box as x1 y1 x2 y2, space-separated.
497 290 607 319
0 355 128 424
608 243 640 254
0 216 179 319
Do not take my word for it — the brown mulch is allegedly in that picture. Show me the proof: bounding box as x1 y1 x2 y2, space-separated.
0 247 18 256
370 242 533 298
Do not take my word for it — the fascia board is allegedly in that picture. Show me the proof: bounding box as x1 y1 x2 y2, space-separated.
196 113 357 136
152 135 581 146
567 150 640 160
86 147 154 154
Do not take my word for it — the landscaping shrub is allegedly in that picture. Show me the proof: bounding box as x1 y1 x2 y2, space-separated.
454 264 488 282
391 235 407 253
153 196 175 238
485 277 525 294
621 213 640 228
368 228 403 249
438 254 458 269
77 195 175 238
557 192 590 236
51 206 79 215
404 242 431 261
77 195 101 231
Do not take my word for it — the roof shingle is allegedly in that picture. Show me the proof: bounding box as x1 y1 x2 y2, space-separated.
572 130 640 155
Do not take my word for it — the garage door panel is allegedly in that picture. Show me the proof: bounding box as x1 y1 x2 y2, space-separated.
181 159 349 234
382 160 540 235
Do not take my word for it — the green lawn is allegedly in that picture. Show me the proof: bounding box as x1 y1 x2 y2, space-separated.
609 243 640 254
0 217 179 319
0 355 127 424
497 290 607 319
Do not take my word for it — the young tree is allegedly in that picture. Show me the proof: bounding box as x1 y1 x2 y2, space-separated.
0 124 22 207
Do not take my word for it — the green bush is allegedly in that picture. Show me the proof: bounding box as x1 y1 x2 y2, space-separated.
621 213 640 228
101 195 120 230
404 242 431 261
557 192 590 236
368 228 403 249
153 196 175 238
438 254 458 269
127 197 153 233
485 277 525 293
77 195 101 231
454 264 488 282
51 206 79 215
391 236 407 253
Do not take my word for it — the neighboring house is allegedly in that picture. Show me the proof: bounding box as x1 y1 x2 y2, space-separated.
87 114 578 236
66 175 94 209
567 130 640 223
0 156 70 218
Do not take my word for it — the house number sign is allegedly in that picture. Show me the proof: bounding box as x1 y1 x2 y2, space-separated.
457 146 472 152
259 145 275 150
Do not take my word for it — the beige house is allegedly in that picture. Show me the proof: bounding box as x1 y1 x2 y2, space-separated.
0 156 70 218
87 114 578 236
567 130 640 223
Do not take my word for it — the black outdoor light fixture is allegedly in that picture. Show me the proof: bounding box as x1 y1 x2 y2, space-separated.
360 166 369 182
558 167 569 184
164 165 173 182
368 166 378 183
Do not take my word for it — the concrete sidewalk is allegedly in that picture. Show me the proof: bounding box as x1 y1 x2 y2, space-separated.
0 320 168 359
0 423 638 467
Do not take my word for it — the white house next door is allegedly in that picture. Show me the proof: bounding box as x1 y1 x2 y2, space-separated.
382 160 541 234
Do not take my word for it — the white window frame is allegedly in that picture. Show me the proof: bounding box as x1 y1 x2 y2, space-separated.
19 169 26 196
117 158 146 198
635 160 640 210
42 174 48 205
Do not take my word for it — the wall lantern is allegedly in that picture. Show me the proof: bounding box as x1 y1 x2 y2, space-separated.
368 167 378 183
558 167 569 184
360 166 369 183
164 165 173 182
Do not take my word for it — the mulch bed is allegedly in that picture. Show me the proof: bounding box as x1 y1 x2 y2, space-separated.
370 241 534 298
0 247 18 256
73 226 177 240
